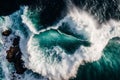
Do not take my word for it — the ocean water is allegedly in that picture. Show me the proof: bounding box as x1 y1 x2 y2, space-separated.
0 0 120 80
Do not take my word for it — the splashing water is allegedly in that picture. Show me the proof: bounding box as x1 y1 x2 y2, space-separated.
21 4 120 80
0 0 120 80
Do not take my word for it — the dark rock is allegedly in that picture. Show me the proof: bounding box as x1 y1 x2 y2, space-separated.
14 59 26 74
2 30 12 36
6 50 15 62
6 36 26 74
10 47 19 54
13 36 20 46
6 47 19 62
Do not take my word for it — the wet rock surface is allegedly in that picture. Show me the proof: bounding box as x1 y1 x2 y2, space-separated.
2 30 12 36
13 36 20 46
2 30 27 74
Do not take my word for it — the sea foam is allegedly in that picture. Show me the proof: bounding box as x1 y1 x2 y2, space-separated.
23 5 120 80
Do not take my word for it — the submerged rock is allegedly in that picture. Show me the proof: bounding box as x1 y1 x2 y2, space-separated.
14 59 26 74
6 47 19 62
13 36 20 46
2 29 12 36
6 36 26 74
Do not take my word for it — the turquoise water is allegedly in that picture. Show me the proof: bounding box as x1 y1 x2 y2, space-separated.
33 29 90 54
24 8 44 31
0 43 5 80
0 5 120 80
70 39 120 80
0 64 5 80
0 15 120 80
59 22 88 40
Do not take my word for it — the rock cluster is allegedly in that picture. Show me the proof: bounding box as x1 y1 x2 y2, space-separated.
2 30 26 74
7 36 26 74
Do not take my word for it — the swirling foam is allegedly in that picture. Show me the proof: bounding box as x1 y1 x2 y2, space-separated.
23 5 120 80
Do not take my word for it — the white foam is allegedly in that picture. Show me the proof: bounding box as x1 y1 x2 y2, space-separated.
0 16 14 80
0 9 48 80
0 17 12 32
25 5 120 80
21 7 39 34
22 7 74 35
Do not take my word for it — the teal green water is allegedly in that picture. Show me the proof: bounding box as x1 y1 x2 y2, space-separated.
0 44 4 80
1 9 120 80
59 22 88 40
0 64 5 80
33 29 90 54
24 8 44 31
70 39 120 80
9 13 29 37
31 29 120 80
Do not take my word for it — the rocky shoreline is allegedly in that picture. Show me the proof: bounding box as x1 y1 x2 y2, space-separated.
2 30 26 74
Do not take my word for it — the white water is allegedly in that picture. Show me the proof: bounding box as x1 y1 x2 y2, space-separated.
0 3 120 80
0 16 15 80
24 5 120 80
0 10 47 80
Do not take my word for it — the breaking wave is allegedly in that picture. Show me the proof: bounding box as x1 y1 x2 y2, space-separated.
0 0 120 80
21 5 120 80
